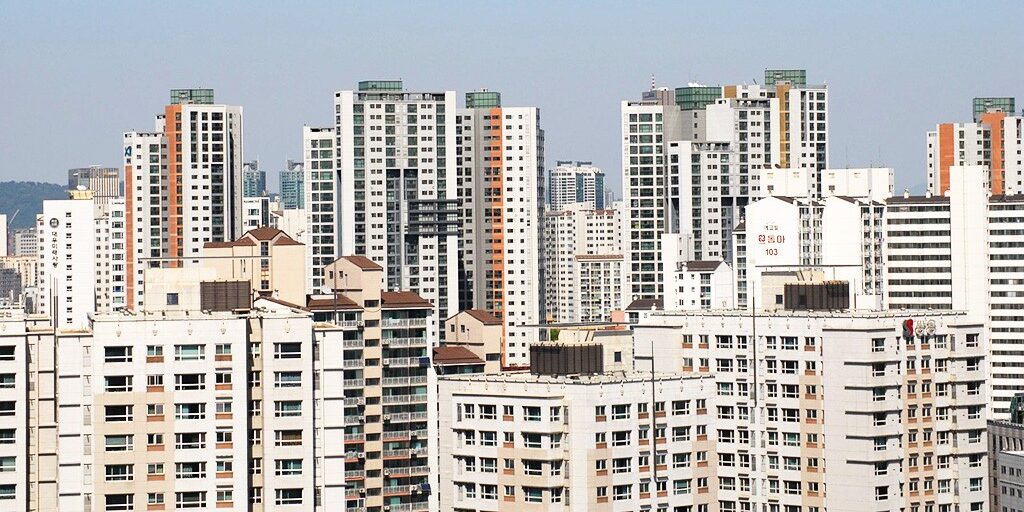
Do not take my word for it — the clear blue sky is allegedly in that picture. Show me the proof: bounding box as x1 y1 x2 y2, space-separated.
2 1 1022 194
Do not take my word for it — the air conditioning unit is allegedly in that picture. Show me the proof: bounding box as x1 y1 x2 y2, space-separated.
356 398 365 405
410 485 420 493
383 507 390 511
383 415 391 422
357 452 365 458
383 469 390 476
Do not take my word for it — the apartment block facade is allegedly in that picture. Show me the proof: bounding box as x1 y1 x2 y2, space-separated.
927 98 1023 196
548 161 605 210
438 371 717 512
122 89 244 308
542 203 622 323
456 90 545 367
636 309 988 512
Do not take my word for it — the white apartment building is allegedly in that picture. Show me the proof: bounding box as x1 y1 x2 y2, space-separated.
301 126 336 292
456 90 545 367
737 195 885 310
242 196 271 230
664 259 734 311
122 88 244 309
333 80 459 336
548 161 605 210
37 192 127 330
636 309 989 512
760 167 894 202
543 203 621 323
620 95 688 304
927 108 1024 196
438 371 717 512
0 214 6 257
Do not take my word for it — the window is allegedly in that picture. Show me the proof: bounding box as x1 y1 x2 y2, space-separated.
104 346 132 363
166 292 179 305
523 433 541 448
276 430 302 446
175 373 205 390
612 404 630 419
175 403 205 420
147 433 164 447
104 436 133 452
104 405 133 422
275 371 302 387
0 457 13 473
275 401 302 417
275 459 303 476
105 464 133 481
875 486 888 500
147 463 164 476
175 491 206 509
174 344 204 361
274 342 302 359
612 430 630 446
104 376 132 392
275 488 302 505
524 487 542 503
613 484 632 501
176 462 206 479
147 493 164 505
175 432 205 449
146 345 163 357
105 494 133 510
523 406 541 421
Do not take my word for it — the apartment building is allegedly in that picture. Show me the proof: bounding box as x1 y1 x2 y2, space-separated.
438 367 717 511
311 255 437 512
620 93 688 304
122 88 244 309
663 259 734 311
332 80 459 338
456 90 545 367
12 228 37 257
989 418 1024 512
548 161 605 210
0 286 348 511
202 227 306 305
68 166 121 204
543 203 622 323
760 167 894 202
280 166 305 210
736 194 885 310
36 190 126 329
635 308 988 512
302 126 337 292
243 168 267 197
986 195 1024 418
927 97 1023 195
442 309 503 375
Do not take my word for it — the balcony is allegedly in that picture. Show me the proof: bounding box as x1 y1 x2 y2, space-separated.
383 337 428 348
383 394 426 405
382 376 427 386
382 318 429 328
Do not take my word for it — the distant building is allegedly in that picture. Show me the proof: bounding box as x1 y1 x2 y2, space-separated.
548 161 605 210
990 416 1024 512
928 96 1023 195
243 168 267 197
11 228 35 257
67 166 120 203
241 196 270 230
279 167 305 209
202 227 306 306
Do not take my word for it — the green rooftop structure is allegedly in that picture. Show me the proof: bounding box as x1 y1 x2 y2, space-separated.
675 86 723 110
466 90 501 108
973 97 1016 122
170 89 214 105
764 69 807 87
358 80 404 92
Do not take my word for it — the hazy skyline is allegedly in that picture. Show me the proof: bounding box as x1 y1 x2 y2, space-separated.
2 1 1022 194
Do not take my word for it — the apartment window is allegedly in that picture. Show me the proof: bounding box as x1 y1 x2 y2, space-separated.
104 494 133 510
104 346 132 363
480 404 496 419
523 433 542 448
105 464 133 481
612 431 630 446
613 484 632 501
612 404 631 419
523 460 542 476
147 493 164 505
275 371 302 387
176 462 206 479
104 405 132 422
275 459 303 476
275 430 302 446
523 406 541 421
175 491 206 509
275 489 302 505
147 433 163 447
0 457 13 472
524 487 542 503
550 406 561 422
175 403 205 420
174 344 204 361
0 347 13 361
275 401 302 417
274 342 302 359
147 463 164 476
166 292 179 305
175 432 204 449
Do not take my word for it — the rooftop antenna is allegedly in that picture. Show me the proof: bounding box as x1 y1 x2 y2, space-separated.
650 74 656 91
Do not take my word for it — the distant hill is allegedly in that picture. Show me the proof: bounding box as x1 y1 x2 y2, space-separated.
0 181 68 230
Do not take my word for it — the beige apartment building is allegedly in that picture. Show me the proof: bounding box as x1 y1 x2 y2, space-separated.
203 227 306 306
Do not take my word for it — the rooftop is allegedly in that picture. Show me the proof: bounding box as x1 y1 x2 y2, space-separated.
626 298 663 311
457 309 502 325
339 255 383 271
433 346 484 366
381 291 433 309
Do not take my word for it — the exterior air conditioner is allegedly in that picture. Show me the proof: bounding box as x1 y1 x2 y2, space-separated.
383 469 390 476
410 485 420 493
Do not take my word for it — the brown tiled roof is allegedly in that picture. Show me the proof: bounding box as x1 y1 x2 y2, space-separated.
433 346 483 365
734 222 746 232
381 291 433 309
684 260 724 271
341 255 383 270
626 298 663 311
461 309 502 325
306 294 361 311
203 227 302 248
